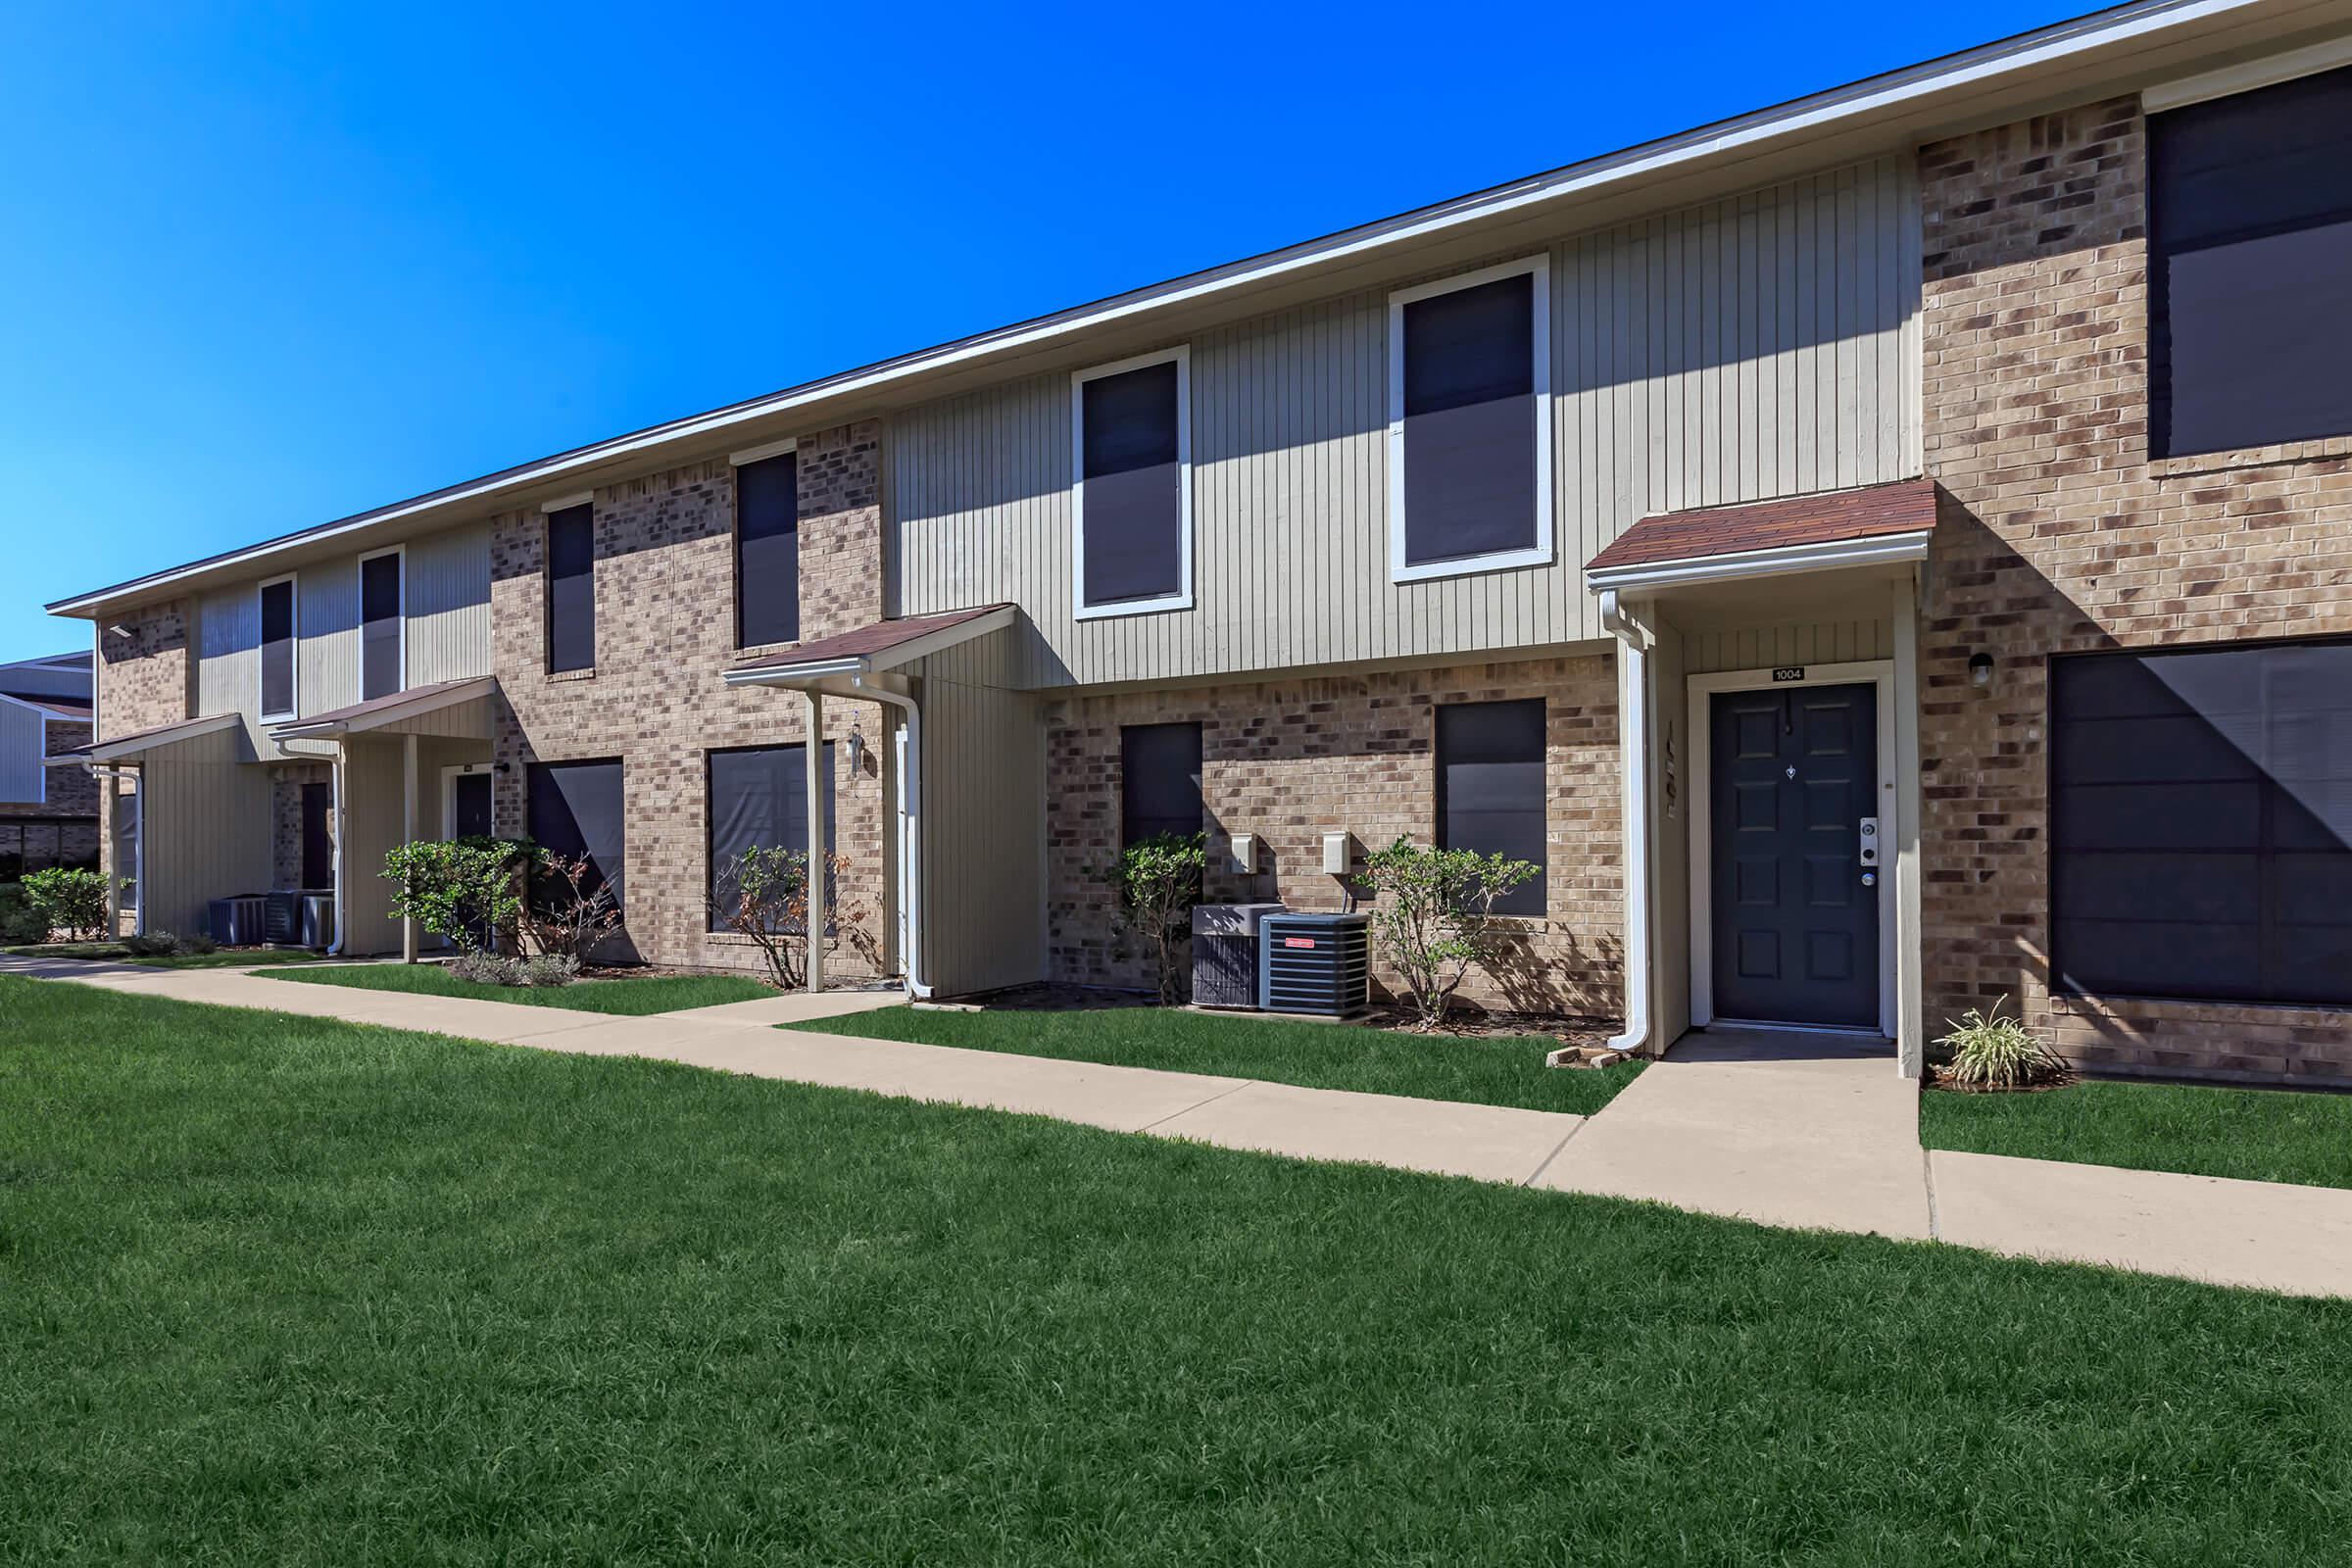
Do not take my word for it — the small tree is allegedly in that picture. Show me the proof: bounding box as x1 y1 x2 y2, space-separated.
1359 838 1540 1031
23 866 106 943
1107 831 1207 1004
382 837 531 956
520 850 624 963
709 846 876 990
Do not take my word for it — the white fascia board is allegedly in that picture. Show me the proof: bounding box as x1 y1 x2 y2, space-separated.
722 657 872 689
44 0 2267 620
2143 30 2352 110
1585 530 1933 594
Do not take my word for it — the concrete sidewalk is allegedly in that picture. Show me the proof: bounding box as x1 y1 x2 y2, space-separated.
11 956 2352 1298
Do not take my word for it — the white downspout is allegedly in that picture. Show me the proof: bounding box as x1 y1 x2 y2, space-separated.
1599 589 1653 1056
855 677 932 1000
326 741 349 956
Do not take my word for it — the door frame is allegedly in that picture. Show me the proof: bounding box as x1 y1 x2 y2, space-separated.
440 762 497 839
1688 660 1897 1039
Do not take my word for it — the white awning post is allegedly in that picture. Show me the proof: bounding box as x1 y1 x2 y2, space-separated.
805 688 825 994
402 733 419 963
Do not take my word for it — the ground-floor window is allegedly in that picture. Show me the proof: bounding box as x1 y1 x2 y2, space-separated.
2052 638 2352 1005
1119 722 1202 848
1435 698 1546 916
526 759 625 912
707 743 835 931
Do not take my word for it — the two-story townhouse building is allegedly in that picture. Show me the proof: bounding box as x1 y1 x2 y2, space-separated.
0 651 97 876
50 0 2352 1086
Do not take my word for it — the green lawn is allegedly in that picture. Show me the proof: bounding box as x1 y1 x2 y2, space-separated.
4 942 336 969
789 1004 1643 1116
3 978 2348 1564
256 960 772 1014
1923 1077 2352 1191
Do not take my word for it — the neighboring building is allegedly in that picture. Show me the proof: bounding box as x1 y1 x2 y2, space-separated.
46 0 2352 1084
0 651 97 878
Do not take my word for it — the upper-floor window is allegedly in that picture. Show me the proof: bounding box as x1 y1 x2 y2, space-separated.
259 575 296 720
1073 348 1191 619
544 500 596 674
1435 698 1546 916
2149 64 2352 458
1389 257 1551 582
733 442 800 649
359 547 403 701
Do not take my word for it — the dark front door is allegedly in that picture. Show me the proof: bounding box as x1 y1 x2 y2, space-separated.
449 772 494 839
1711 683 1880 1029
300 783 333 890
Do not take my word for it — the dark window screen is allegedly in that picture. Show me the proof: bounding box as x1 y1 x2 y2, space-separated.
2052 640 2352 1005
1401 273 1538 566
260 579 295 717
736 453 800 648
545 504 596 673
360 552 401 701
1436 698 1547 916
708 743 836 931
527 759 625 912
1120 722 1202 847
1080 360 1183 608
301 782 333 889
2149 65 2352 457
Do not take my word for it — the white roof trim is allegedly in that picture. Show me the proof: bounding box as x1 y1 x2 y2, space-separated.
65 711 244 763
1586 529 1934 594
47 0 2272 617
2142 29 2352 110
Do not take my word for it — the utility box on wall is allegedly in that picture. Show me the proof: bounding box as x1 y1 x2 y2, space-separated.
1320 832 1353 876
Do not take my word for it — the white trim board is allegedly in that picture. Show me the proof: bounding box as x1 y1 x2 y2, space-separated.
1070 345 1194 621
1387 254 1554 585
1686 661 1900 1042
1586 530 1932 595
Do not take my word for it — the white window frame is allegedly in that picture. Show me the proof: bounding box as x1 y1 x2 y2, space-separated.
257 572 299 721
1071 345 1193 621
1387 254 1553 585
357 543 407 700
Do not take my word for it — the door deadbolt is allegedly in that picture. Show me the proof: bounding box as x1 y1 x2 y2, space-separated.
1857 816 1880 867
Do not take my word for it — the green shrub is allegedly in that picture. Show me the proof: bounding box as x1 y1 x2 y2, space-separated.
23 867 107 943
1938 998 2071 1092
1106 832 1207 1004
383 838 532 956
0 883 48 945
1359 839 1541 1031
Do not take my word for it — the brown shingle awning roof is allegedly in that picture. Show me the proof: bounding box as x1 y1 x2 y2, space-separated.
725 605 1017 682
1586 479 1937 582
271 676 498 737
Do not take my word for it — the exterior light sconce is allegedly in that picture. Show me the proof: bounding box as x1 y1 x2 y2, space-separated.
846 724 866 774
1968 653 1995 691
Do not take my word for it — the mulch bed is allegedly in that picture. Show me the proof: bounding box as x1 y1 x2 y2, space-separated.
954 982 1620 1047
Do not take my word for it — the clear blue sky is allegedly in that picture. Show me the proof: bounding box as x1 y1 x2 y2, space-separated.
0 0 2082 662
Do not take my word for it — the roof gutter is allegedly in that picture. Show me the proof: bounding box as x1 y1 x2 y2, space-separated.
46 0 2273 618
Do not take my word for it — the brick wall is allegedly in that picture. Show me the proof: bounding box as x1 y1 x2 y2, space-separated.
1044 655 1623 1019
488 422 892 977
1920 97 2352 1084
271 763 333 888
94 604 190 740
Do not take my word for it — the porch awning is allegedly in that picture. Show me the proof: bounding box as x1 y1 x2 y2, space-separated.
1584 479 1936 593
270 676 498 739
721 604 1016 690
50 711 247 764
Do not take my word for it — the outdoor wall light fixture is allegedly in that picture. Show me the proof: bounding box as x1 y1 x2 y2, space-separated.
846 724 866 774
1968 653 1995 691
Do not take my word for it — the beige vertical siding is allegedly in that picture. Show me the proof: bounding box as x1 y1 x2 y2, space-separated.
913 630 1047 996
1681 616 1893 675
190 522 492 745
406 523 494 686
136 727 272 937
340 732 492 954
890 157 1921 690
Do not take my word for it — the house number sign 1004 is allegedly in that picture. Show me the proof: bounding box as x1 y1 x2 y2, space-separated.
1772 666 1805 682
